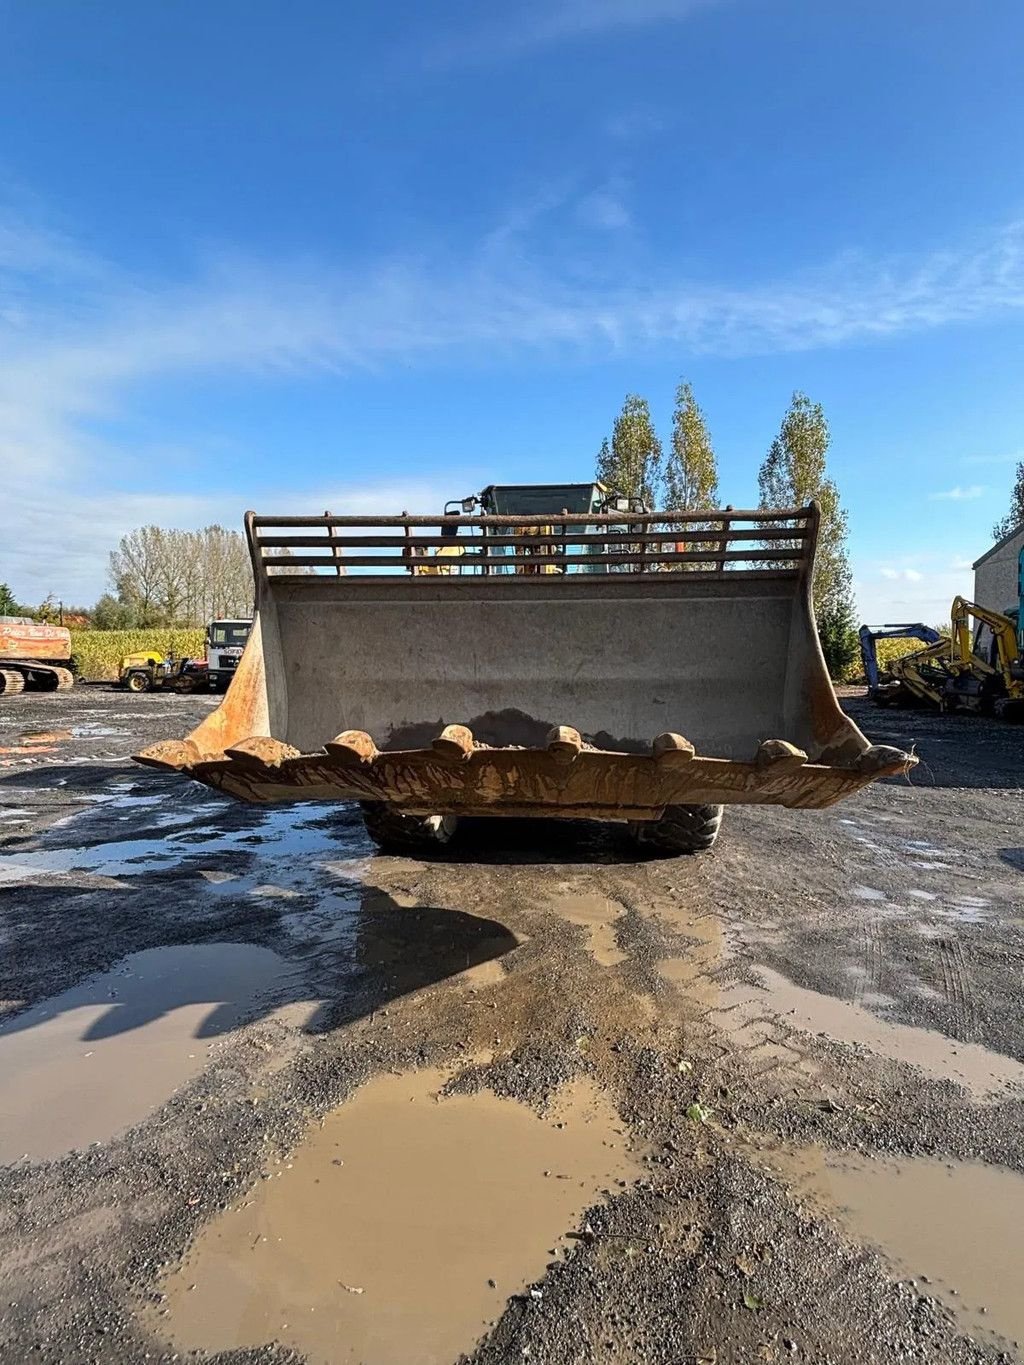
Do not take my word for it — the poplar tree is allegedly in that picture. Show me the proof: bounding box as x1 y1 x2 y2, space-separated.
596 395 663 508
663 381 718 511
758 392 857 676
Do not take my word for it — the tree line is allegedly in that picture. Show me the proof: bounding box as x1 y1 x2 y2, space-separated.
593 383 857 675
92 525 255 628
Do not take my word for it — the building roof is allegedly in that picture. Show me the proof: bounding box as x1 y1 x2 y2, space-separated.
972 520 1024 570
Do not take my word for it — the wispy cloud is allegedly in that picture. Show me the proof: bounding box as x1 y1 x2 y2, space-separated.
425 0 716 67
576 182 632 231
929 484 988 501
879 567 924 582
5 208 1024 599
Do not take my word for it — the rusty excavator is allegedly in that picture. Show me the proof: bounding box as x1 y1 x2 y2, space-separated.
136 483 916 855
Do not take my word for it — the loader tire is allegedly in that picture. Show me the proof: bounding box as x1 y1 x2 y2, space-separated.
629 803 723 856
0 669 26 696
125 671 150 693
360 802 458 855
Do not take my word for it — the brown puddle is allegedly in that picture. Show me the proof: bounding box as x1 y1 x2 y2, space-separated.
154 1066 638 1365
0 943 308 1163
761 1144 1024 1348
550 893 626 967
656 915 1024 1102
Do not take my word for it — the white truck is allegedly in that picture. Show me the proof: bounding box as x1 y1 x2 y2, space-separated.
205 618 252 692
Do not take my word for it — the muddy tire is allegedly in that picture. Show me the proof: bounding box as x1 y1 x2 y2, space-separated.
125 671 150 694
360 802 458 855
0 669 25 696
629 803 723 856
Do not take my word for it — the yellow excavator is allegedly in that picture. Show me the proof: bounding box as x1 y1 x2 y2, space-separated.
134 485 916 856
885 597 1023 718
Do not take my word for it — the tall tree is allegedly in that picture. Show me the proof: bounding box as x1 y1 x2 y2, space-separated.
596 394 663 507
992 460 1024 540
663 381 718 511
0 583 22 616
758 392 856 675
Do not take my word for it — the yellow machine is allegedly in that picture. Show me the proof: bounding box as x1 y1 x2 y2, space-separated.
883 597 1023 718
118 652 207 694
946 596 1024 717
885 637 954 708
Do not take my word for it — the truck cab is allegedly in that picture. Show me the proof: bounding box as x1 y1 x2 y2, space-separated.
205 619 252 692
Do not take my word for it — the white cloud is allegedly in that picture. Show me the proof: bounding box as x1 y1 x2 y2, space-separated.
426 0 716 66
878 567 924 582
6 207 1024 602
855 561 974 625
928 484 988 501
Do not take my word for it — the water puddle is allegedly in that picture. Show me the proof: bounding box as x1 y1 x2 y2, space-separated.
0 803 364 890
154 1066 638 1364
657 918 1024 1102
761 1144 1024 1348
550 893 626 966
751 966 1024 1101
0 943 312 1162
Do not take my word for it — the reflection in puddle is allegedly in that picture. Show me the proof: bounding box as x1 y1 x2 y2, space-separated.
0 944 312 1162
550 893 626 966
762 1145 1024 1348
156 1067 638 1365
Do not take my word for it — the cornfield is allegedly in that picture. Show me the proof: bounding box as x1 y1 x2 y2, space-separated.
70 629 206 681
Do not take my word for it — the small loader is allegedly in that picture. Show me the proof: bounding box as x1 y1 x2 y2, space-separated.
136 483 916 855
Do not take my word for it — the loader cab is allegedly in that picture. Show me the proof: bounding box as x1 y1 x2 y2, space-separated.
447 482 641 575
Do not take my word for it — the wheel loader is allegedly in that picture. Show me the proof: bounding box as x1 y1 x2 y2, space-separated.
135 484 916 855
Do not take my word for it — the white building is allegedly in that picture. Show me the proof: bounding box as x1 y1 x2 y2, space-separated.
973 521 1024 615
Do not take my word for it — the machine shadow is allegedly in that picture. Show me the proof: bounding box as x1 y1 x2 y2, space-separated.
0 882 518 1045
436 815 651 867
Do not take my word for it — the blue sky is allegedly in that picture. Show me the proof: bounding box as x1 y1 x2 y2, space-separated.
1 0 1022 619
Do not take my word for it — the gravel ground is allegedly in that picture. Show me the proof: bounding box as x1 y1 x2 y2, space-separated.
0 685 1023 1364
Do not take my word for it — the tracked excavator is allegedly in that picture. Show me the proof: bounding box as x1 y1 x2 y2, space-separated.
0 618 75 696
135 483 916 855
881 597 1024 718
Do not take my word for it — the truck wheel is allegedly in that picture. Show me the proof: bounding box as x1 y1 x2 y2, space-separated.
629 803 723 855
360 802 458 855
126 671 149 693
0 669 25 695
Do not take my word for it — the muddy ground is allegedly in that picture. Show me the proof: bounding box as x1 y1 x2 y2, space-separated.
0 686 1023 1365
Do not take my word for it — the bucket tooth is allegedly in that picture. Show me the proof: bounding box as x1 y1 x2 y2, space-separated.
432 724 475 761
325 730 379 765
134 738 202 772
858 743 915 775
755 738 808 772
546 725 583 765
224 737 301 770
652 732 695 761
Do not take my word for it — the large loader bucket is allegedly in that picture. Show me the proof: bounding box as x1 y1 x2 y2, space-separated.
136 504 915 817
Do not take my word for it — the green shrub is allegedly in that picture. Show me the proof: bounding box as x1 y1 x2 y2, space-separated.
69 628 206 681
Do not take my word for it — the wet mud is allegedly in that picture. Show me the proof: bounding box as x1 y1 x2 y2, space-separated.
2 687 1024 1364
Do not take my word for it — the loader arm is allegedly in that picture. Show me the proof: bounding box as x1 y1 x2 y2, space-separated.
136 503 915 818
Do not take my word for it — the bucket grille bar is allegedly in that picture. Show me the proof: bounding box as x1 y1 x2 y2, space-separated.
250 506 814 580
